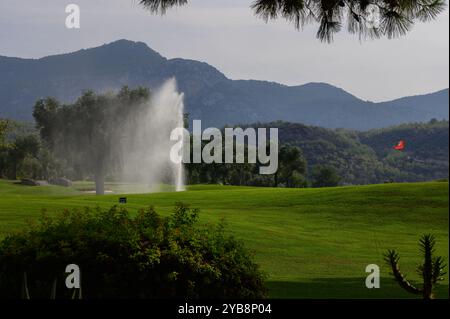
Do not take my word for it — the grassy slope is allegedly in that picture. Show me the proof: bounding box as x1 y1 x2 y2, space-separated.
0 179 448 299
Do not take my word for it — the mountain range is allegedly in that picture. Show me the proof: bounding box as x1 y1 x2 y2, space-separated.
0 39 448 130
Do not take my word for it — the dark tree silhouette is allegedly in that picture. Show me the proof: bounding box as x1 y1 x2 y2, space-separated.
6 135 40 180
0 119 8 148
139 0 446 42
312 165 340 187
276 145 308 187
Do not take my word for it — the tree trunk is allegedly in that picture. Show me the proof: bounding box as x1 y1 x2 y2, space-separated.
95 163 105 195
11 163 17 181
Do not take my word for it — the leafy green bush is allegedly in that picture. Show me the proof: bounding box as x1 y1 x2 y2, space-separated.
0 204 267 299
312 165 341 188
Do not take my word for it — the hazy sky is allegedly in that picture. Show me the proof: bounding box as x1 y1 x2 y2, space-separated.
0 0 448 101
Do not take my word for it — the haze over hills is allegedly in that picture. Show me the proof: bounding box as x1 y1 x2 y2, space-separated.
0 39 448 130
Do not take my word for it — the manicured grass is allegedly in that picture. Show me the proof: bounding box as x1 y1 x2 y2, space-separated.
0 179 448 298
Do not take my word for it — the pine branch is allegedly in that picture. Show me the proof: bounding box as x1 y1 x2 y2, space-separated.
138 0 447 42
139 0 189 14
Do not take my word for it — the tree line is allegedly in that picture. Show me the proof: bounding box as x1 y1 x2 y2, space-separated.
2 89 447 191
0 87 341 192
2 87 447 191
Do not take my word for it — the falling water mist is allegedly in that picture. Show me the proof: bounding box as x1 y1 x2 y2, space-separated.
119 79 185 193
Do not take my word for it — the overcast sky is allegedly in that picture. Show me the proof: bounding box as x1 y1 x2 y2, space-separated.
0 0 448 101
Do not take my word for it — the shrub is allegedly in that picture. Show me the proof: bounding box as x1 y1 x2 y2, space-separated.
0 204 267 299
312 165 341 188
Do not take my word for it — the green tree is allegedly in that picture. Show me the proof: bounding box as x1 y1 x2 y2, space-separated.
17 155 42 180
0 119 10 178
7 135 40 180
312 164 340 187
139 0 446 42
33 87 150 195
276 145 308 187
0 119 8 148
385 234 447 299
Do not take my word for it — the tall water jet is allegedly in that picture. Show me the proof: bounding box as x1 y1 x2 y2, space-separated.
173 86 186 192
119 78 186 193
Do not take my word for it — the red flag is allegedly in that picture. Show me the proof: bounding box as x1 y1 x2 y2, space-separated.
393 140 406 151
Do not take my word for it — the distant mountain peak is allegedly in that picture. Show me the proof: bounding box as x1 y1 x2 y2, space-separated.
0 40 448 129
101 39 153 51
88 39 165 61
108 39 144 46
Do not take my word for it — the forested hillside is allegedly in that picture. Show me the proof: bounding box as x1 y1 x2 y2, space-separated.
1 118 448 186
358 120 449 182
251 120 449 184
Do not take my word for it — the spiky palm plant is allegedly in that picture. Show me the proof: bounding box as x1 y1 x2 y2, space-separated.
385 234 447 299
138 0 446 42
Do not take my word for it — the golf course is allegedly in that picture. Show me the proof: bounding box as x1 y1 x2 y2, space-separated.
0 179 448 299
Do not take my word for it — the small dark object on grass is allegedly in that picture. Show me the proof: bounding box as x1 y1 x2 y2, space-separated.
49 177 72 187
119 197 127 204
20 179 39 186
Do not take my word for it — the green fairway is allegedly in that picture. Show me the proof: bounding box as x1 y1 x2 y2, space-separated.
0 179 448 299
